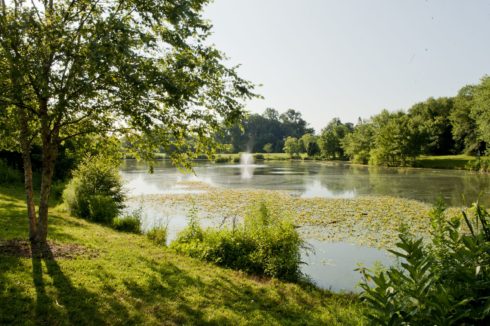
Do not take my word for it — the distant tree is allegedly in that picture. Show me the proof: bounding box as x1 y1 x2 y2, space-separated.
299 133 315 153
283 137 301 157
408 97 455 155
0 0 255 244
342 120 375 164
450 85 479 153
280 109 314 138
472 76 490 151
306 141 321 157
319 118 352 159
263 143 274 153
369 111 424 166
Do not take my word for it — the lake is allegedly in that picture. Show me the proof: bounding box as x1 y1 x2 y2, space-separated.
120 159 489 291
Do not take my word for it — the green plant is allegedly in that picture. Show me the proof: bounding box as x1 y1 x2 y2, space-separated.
466 156 490 172
358 202 490 325
63 155 125 223
214 156 231 163
0 160 22 184
112 212 142 234
147 226 168 245
253 154 264 160
171 202 305 281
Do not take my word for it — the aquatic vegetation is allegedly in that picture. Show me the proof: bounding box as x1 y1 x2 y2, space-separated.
129 181 461 249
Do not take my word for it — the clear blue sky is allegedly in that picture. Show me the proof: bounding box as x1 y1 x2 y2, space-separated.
204 0 490 132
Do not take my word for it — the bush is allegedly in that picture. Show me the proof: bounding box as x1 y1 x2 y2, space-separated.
171 203 305 281
358 201 490 325
466 156 490 172
0 160 22 184
214 156 231 163
63 156 125 223
253 154 265 160
112 215 141 234
147 226 168 245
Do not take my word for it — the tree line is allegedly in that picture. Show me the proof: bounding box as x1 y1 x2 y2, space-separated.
219 76 489 166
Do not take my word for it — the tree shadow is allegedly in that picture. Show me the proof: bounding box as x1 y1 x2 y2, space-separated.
31 243 130 325
121 256 333 325
0 255 35 324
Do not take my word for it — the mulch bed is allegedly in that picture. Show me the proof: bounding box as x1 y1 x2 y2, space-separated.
0 239 98 259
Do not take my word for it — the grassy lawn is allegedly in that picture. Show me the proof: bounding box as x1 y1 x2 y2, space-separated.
415 154 476 170
0 184 365 325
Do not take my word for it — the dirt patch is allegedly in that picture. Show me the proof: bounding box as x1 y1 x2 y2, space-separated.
0 239 98 259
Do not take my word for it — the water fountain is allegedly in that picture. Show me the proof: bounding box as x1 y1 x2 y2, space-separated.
240 153 255 179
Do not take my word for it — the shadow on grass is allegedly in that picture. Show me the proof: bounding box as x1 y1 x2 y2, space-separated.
31 243 131 325
121 256 334 325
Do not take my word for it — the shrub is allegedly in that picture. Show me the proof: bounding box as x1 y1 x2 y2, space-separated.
0 160 22 184
358 201 490 325
171 202 305 281
253 154 265 160
232 156 240 163
466 156 490 172
112 213 142 234
214 156 231 163
63 155 125 223
147 226 168 245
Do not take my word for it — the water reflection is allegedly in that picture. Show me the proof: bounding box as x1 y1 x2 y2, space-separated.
301 239 394 292
120 160 490 207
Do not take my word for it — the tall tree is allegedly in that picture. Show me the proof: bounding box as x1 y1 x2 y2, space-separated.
0 0 255 244
408 97 455 155
450 85 479 153
319 118 352 159
472 76 490 151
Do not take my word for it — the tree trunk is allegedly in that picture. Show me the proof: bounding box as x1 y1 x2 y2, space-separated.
18 107 38 242
21 144 38 242
35 125 59 244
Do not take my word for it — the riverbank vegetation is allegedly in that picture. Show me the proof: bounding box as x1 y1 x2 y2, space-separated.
359 201 490 324
0 184 364 325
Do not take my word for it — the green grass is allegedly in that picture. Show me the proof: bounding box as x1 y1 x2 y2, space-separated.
415 155 476 170
0 184 365 325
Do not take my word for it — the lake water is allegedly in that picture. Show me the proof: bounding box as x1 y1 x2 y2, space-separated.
121 159 490 207
120 159 489 292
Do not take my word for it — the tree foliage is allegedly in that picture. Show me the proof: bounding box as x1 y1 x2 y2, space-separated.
283 136 300 158
218 108 313 153
0 0 255 243
319 118 352 160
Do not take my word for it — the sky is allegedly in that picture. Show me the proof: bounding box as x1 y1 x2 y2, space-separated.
204 0 490 132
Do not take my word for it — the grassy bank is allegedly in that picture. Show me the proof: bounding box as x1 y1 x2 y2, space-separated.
414 154 476 170
0 184 364 325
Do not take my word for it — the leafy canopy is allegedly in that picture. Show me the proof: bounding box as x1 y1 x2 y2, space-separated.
0 0 255 166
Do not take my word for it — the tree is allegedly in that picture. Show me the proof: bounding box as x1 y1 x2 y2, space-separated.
319 118 352 159
472 76 490 151
450 85 479 153
408 97 455 155
0 0 255 244
283 137 300 157
263 143 273 153
279 109 314 138
342 120 375 164
369 111 424 166
300 133 320 157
